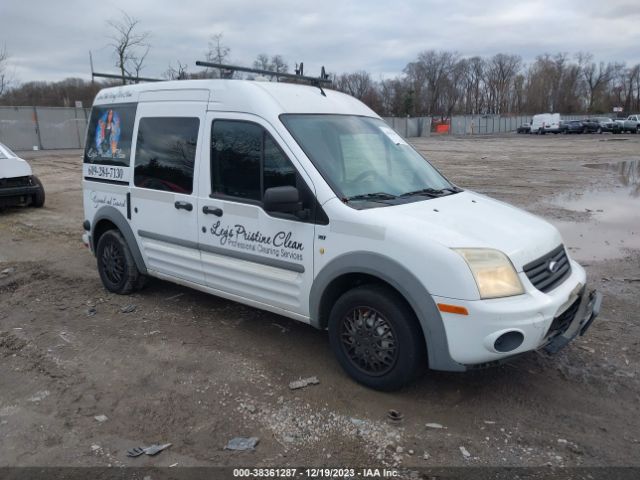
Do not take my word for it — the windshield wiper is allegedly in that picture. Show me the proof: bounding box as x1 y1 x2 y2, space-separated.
345 192 397 202
399 186 462 198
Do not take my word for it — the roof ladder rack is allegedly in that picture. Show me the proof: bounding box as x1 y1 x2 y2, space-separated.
195 61 332 86
92 72 162 83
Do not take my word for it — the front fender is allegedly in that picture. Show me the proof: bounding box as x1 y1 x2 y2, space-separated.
310 251 465 372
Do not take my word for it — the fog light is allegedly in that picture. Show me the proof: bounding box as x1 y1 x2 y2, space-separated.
494 331 524 353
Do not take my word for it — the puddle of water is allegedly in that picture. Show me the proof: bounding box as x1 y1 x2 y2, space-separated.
550 160 640 262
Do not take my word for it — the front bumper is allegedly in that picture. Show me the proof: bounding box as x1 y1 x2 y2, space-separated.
0 184 40 206
436 260 601 365
543 289 602 354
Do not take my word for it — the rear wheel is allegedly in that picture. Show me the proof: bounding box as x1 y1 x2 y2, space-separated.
328 285 426 391
31 176 45 208
96 229 142 294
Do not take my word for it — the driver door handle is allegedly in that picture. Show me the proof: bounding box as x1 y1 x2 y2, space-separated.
174 201 193 211
203 205 223 217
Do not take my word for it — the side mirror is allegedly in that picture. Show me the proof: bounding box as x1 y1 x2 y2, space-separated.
263 186 301 214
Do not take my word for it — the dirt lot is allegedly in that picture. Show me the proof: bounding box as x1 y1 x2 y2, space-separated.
1 134 639 469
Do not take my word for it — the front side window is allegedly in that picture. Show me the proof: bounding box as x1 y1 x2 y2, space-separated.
211 121 262 200
134 117 199 194
281 114 454 204
210 120 318 221
211 120 299 201
84 104 137 166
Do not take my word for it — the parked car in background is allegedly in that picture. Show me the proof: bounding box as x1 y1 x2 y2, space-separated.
0 142 45 209
531 113 561 134
559 120 585 134
517 122 531 134
590 117 622 134
614 119 626 131
579 119 600 133
622 114 639 133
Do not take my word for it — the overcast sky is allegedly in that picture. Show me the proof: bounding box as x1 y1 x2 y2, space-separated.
3 0 640 83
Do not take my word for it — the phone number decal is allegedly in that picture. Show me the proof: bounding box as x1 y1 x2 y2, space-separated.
86 164 126 181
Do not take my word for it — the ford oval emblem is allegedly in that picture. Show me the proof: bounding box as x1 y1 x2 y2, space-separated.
548 260 559 273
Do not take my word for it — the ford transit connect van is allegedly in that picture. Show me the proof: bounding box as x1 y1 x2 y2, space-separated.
82 80 601 390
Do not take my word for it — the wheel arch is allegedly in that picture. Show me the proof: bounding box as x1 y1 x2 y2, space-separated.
310 252 464 372
92 206 147 275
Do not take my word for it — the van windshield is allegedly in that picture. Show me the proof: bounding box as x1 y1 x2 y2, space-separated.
280 114 454 204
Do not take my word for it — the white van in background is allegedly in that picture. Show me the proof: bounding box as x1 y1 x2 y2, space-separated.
531 113 561 134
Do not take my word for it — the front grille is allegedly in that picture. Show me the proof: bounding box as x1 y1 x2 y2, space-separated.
523 244 571 293
546 295 581 339
0 176 31 188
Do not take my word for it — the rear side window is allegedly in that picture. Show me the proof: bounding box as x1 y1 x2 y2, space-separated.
134 117 200 194
84 104 137 166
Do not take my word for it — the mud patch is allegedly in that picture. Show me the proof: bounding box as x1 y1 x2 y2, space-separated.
549 160 640 261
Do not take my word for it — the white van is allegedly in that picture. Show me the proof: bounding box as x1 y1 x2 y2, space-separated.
81 79 601 390
531 113 561 134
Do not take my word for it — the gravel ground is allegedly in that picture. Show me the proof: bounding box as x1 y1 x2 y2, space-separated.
0 133 639 469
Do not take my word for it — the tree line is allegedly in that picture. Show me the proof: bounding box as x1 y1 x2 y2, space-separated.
1 11 639 116
340 51 640 117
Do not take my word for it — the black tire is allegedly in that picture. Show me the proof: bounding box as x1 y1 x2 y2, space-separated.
31 176 45 208
597 127 602 134
328 285 426 391
96 229 141 294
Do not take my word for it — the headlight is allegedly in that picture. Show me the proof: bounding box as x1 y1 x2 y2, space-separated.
454 248 524 299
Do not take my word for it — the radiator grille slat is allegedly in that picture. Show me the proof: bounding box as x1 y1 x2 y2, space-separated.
523 244 572 293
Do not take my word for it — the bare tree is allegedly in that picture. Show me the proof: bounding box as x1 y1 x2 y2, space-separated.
164 61 189 80
335 71 373 99
270 55 288 74
577 52 614 112
484 53 521 114
204 33 231 78
0 44 11 95
252 54 289 75
253 53 271 71
464 57 485 114
107 11 151 84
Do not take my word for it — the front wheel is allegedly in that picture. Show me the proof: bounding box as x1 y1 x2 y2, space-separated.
31 176 45 208
328 285 426 391
96 229 143 294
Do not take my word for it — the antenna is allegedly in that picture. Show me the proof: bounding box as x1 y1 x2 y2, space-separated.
195 61 332 85
92 72 163 83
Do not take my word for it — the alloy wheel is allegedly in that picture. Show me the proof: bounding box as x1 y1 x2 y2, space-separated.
101 241 125 285
339 307 398 376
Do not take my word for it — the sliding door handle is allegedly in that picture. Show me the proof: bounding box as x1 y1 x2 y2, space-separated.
203 206 223 217
174 201 193 211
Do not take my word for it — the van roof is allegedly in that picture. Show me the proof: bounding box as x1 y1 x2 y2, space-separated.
92 79 377 119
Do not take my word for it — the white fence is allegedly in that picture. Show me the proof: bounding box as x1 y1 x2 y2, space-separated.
0 106 90 151
0 106 595 151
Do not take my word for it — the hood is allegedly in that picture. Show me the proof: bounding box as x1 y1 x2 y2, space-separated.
0 155 32 179
365 191 562 270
